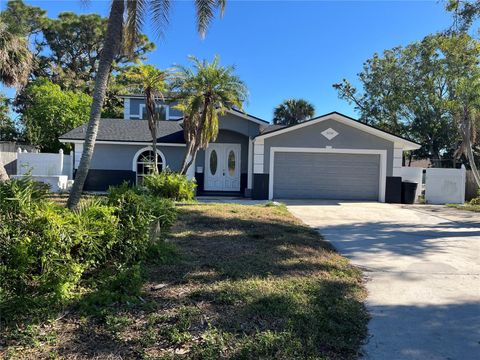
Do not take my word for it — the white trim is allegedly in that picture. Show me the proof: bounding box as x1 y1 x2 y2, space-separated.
74 143 83 169
132 147 167 185
247 138 253 189
124 98 130 119
253 143 265 174
256 112 420 151
60 139 186 147
268 147 387 202
138 103 170 121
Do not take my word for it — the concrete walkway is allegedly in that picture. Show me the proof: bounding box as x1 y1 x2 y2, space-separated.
285 200 480 360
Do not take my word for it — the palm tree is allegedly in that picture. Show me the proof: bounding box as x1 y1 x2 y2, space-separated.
124 64 169 173
273 98 315 125
173 55 248 174
67 0 227 210
0 23 32 182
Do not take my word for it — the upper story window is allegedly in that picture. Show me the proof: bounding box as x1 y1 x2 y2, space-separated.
138 104 168 120
124 97 182 120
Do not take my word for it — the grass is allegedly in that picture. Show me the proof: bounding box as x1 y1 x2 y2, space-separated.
0 202 368 359
447 203 480 212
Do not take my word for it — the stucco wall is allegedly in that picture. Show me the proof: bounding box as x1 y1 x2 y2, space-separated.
86 143 186 172
219 113 261 138
262 118 395 176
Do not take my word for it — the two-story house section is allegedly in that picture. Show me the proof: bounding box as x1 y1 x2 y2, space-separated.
121 95 183 120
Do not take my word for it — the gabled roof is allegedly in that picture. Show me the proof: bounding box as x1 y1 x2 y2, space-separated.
59 119 184 144
255 111 421 150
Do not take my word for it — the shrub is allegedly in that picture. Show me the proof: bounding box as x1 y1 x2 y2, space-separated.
106 187 177 264
143 171 196 201
0 176 178 320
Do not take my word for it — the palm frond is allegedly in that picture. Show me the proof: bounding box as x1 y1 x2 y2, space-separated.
0 23 32 87
124 0 147 55
195 0 216 38
151 0 171 38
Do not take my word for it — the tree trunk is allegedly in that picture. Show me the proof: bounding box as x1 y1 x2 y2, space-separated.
66 0 124 210
462 113 480 187
152 125 158 173
0 164 9 182
180 141 196 175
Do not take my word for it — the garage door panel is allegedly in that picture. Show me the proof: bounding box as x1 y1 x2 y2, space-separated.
273 152 380 200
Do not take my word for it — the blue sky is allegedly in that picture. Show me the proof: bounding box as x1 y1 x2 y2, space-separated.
2 0 455 121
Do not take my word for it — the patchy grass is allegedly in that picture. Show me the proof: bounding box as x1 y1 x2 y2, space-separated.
446 203 480 212
1 203 368 359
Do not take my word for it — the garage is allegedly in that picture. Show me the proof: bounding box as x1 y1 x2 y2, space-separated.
252 112 421 202
272 151 381 200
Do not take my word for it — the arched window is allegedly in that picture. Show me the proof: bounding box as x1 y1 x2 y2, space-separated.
133 148 165 184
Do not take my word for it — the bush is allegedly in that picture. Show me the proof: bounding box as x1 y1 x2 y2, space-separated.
143 171 196 201
0 175 177 320
106 187 177 264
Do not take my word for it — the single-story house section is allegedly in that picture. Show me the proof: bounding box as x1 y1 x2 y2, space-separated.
59 97 420 201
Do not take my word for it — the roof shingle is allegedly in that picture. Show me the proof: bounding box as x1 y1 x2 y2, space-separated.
59 119 185 143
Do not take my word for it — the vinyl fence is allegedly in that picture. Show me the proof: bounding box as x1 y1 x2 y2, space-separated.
17 148 73 179
424 166 466 205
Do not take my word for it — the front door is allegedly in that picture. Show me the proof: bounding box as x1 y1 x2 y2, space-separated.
205 143 241 191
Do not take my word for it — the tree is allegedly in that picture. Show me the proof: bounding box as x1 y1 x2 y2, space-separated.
19 78 92 152
123 65 170 173
446 0 480 30
174 55 248 174
0 22 32 182
1 1 154 118
445 34 480 186
67 0 228 210
332 33 480 166
0 94 19 141
273 99 315 125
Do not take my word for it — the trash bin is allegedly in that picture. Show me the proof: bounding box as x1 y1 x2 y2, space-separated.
401 181 418 204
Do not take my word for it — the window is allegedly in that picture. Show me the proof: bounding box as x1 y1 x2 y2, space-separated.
136 150 163 184
139 104 168 121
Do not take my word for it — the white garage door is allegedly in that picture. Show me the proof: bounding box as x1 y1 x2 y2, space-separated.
273 152 380 200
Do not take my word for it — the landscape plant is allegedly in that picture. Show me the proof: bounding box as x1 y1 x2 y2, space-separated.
0 175 177 323
68 0 229 210
143 170 197 201
174 55 248 174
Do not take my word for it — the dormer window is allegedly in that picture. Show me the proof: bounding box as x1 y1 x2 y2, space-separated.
139 104 169 121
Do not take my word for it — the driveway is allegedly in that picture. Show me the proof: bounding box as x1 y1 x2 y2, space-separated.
285 200 480 360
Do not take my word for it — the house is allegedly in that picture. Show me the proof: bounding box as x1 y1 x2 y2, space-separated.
59 96 420 201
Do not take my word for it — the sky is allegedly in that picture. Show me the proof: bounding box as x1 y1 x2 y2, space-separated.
1 0 457 122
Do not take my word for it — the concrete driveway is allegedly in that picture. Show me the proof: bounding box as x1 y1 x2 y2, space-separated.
285 200 480 360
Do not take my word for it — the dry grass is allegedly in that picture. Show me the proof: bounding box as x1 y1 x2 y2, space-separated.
1 203 368 360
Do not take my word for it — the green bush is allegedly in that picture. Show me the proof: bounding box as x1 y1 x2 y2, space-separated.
143 171 196 201
107 186 177 264
0 175 178 320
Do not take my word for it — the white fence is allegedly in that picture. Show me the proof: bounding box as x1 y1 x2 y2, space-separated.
15 149 73 192
17 148 73 179
424 166 466 205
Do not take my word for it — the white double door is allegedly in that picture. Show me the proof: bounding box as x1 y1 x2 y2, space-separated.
204 143 241 191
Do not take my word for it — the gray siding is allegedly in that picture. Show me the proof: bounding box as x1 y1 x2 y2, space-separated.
219 113 261 138
273 152 380 200
89 143 186 172
263 118 395 176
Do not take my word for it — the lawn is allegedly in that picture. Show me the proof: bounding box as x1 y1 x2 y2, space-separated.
447 203 480 212
1 203 368 359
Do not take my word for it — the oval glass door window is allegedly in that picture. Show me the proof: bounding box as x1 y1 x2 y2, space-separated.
228 150 236 176
210 150 218 175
